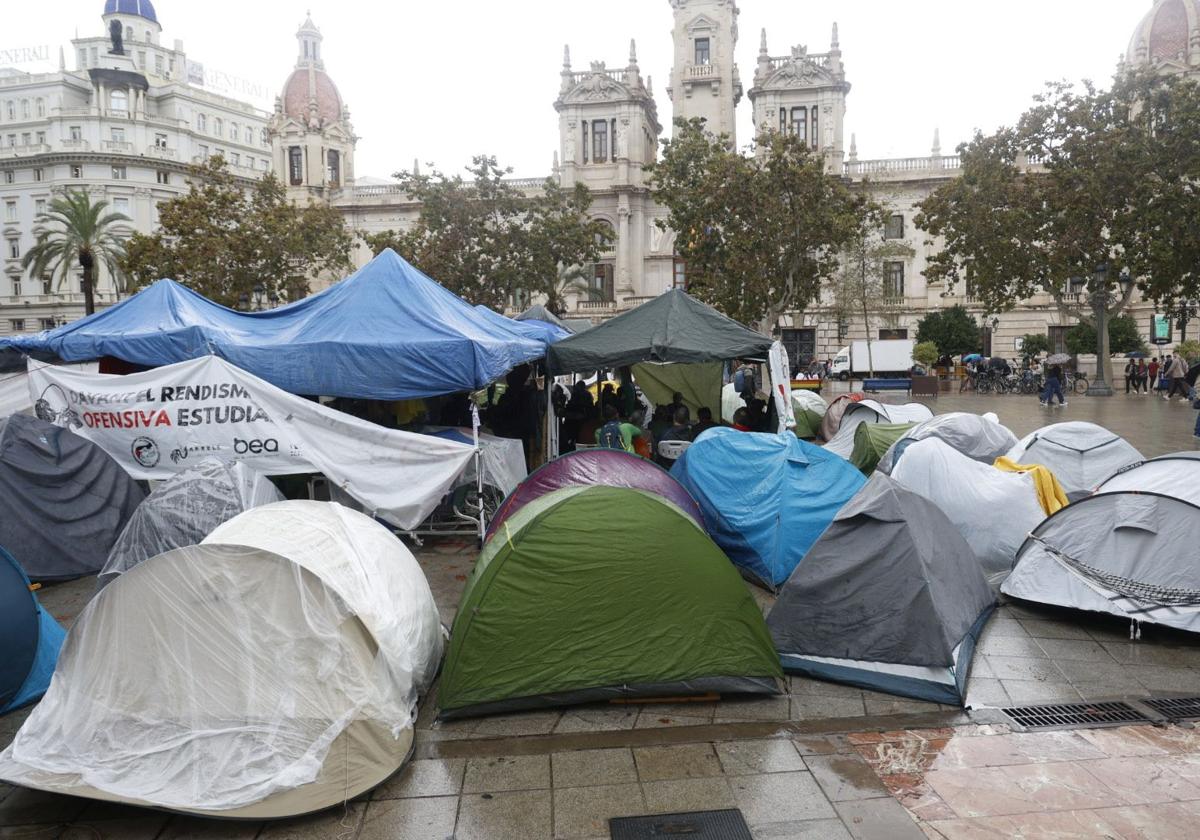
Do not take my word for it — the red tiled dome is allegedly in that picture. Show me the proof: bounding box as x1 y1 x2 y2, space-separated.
282 66 343 124
1129 0 1199 64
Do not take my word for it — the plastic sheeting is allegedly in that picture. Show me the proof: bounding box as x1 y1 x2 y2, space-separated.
767 475 995 705
1 250 545 400
486 448 704 540
891 439 1047 584
1094 452 1200 506
0 501 442 816
1006 422 1143 500
0 545 65 714
1003 492 1200 634
876 412 1017 475
426 428 528 496
670 429 867 590
0 415 145 581
98 459 284 590
823 400 934 459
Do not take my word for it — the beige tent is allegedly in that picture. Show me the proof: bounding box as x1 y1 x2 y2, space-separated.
0 502 442 819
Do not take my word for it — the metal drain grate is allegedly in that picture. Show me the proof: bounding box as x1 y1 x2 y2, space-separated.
1001 701 1152 731
610 809 753 840
1144 696 1200 722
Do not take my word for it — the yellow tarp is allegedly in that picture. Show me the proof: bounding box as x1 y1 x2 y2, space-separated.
993 457 1070 516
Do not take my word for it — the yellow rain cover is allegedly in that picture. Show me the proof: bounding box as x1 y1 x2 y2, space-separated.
993 457 1069 515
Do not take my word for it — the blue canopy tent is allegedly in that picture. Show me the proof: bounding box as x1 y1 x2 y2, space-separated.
0 544 65 714
0 250 546 400
670 429 866 591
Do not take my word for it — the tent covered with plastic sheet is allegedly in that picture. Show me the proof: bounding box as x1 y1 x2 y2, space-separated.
767 474 996 705
823 400 934 459
791 390 828 439
1094 452 1200 505
438 486 782 719
0 545 65 715
891 439 1047 584
849 423 916 475
877 412 1018 476
819 393 865 441
670 429 866 590
1006 422 1142 501
486 448 702 540
426 427 528 497
0 501 443 818
0 415 144 581
97 459 284 591
1003 492 1200 634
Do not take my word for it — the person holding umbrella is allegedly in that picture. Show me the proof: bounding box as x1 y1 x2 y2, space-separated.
1041 355 1069 407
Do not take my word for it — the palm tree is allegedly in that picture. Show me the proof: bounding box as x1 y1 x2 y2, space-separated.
547 265 604 317
22 190 131 316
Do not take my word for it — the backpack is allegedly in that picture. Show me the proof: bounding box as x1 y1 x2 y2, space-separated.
734 368 747 394
598 420 627 451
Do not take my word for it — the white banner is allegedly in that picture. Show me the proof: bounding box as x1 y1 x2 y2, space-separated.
27 356 475 530
769 341 797 433
1 363 98 419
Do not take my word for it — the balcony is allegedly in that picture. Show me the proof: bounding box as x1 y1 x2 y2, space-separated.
102 140 133 153
60 139 90 151
8 144 50 155
147 145 177 160
685 63 718 80
577 299 618 312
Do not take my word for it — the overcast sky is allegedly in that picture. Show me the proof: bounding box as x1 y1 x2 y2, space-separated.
7 1 1144 179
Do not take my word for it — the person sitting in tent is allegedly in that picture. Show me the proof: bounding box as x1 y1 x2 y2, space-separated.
596 404 643 453
692 406 720 438
732 407 755 432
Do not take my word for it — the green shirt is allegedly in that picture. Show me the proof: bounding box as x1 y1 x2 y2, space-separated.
596 422 642 452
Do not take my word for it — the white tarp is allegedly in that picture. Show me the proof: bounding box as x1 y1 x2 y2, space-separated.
426 426 527 496
891 438 1045 584
1006 422 1143 500
0 363 98 418
769 341 797 433
26 357 475 530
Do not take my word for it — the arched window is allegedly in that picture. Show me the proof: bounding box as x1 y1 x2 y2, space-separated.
35 99 44 118
245 127 253 144
260 128 268 146
125 26 133 43
3 101 12 120
230 121 239 140
197 113 207 132
594 219 616 253
21 100 30 119
213 117 223 137
110 89 128 114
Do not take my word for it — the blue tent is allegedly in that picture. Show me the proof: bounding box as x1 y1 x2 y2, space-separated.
670 429 866 591
0 250 546 400
0 544 65 714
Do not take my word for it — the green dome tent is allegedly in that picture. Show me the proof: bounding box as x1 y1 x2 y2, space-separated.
438 486 782 719
850 423 917 475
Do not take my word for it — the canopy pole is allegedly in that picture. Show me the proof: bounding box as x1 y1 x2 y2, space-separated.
472 403 485 545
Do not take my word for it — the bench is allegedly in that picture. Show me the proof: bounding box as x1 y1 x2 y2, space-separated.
790 379 823 393
863 378 912 394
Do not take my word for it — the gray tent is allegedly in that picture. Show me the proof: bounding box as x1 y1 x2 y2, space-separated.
1003 491 1200 635
98 459 284 590
0 415 145 581
1095 452 1200 506
1005 422 1142 500
767 474 996 705
877 412 1018 475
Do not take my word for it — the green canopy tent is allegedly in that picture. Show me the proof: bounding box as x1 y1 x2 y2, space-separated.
438 485 782 719
850 423 917 475
544 290 777 451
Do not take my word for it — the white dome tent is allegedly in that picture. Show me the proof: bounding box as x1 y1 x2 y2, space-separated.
823 400 934 459
1005 422 1143 500
877 412 1017 476
0 502 442 819
1094 452 1200 505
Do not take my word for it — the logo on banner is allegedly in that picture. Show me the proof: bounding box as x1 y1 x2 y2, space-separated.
234 438 279 455
169 444 224 464
34 385 83 429
131 437 161 468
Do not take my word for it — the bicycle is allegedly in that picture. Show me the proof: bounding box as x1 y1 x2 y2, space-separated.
1067 371 1089 394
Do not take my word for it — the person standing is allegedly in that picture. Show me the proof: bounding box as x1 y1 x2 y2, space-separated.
1168 354 1191 401
1041 364 1067 407
1149 357 1161 395
1124 360 1136 394
1136 359 1148 394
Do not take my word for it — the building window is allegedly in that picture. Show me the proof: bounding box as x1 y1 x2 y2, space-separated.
156 170 170 184
137 51 146 70
884 261 905 298
230 152 240 166
260 128 268 146
34 199 45 216
90 47 98 65
125 26 134 43
69 125 82 141
78 49 87 69
790 107 807 142
112 197 130 216
695 37 711 65
591 263 615 301
35 98 44 118
245 127 253 145
7 240 19 259
20 133 30 146
213 117 223 137
4 101 12 120
4 135 12 148
33 168 42 182
592 119 609 163
581 122 589 164
111 127 125 143
288 146 303 185
246 156 255 169
811 106 819 150
71 165 83 178
884 214 905 240
41 276 52 294
12 279 22 297
197 113 207 132
327 150 341 187
230 121 238 141
4 171 13 184
672 256 687 289
110 89 128 114
198 144 209 157
878 328 909 340
154 132 168 148
4 201 15 222
21 100 30 119
155 54 164 76
112 165 127 180
1048 326 1071 356
10 319 25 331
40 317 56 331
35 131 45 145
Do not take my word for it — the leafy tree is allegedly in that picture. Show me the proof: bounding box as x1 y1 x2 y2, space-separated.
1018 333 1051 363
831 213 915 376
1065 315 1149 357
1174 339 1200 362
915 305 981 357
23 190 130 316
916 70 1200 390
362 156 609 311
648 119 868 334
912 341 940 369
122 157 353 307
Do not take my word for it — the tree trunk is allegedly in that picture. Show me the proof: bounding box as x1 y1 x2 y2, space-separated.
79 250 96 316
860 258 874 379
1096 305 1113 392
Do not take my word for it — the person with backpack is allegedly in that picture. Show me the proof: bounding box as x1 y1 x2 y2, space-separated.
595 404 643 453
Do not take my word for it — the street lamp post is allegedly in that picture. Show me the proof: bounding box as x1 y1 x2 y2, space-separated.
1073 264 1132 397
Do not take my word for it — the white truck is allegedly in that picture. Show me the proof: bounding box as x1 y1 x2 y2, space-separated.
830 339 917 380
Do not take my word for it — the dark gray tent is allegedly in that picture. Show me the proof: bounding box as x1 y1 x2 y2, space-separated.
767 474 996 705
1003 491 1200 635
545 289 774 373
0 415 145 581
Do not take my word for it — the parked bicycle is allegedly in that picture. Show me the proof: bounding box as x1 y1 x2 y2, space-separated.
1066 371 1089 394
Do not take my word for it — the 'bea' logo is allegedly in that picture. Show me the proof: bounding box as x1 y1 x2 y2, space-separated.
234 438 279 455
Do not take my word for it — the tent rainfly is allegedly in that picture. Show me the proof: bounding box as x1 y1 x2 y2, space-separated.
1094 452 1200 506
0 501 443 818
0 415 145 581
438 486 782 719
486 448 703 540
791 390 828 440
1003 492 1200 635
1005 422 1142 500
849 423 916 475
768 475 996 705
823 401 935 459
876 412 1018 476
0 545 65 715
819 393 865 441
98 459 284 590
670 429 867 590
